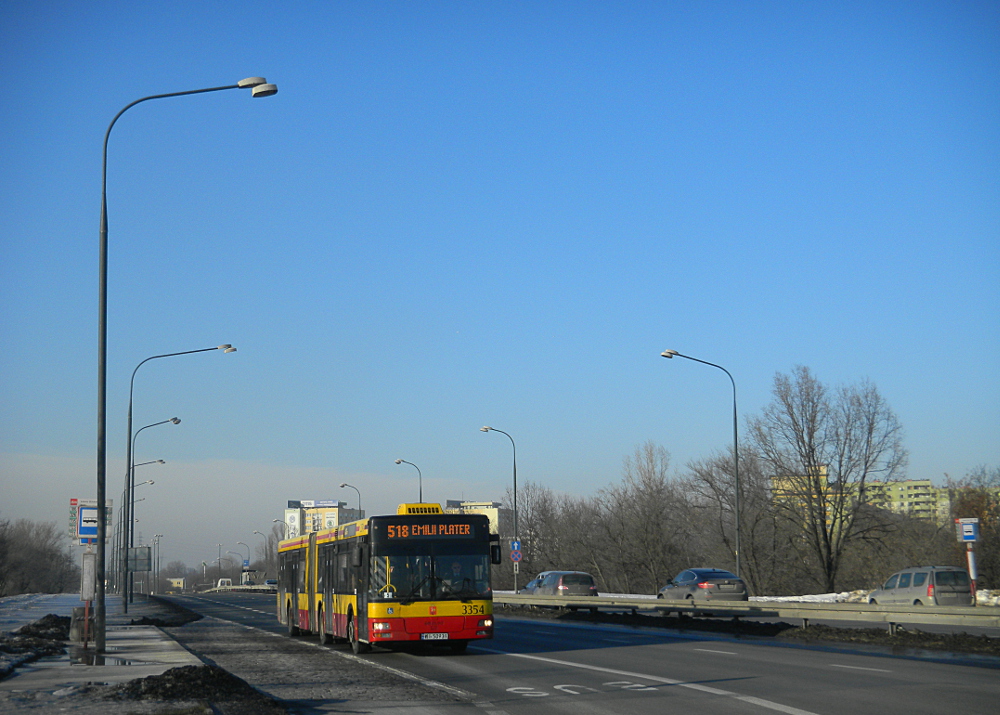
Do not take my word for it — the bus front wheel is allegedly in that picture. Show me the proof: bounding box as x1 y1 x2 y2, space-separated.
347 610 371 654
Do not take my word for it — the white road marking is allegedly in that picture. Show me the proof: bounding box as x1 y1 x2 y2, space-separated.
830 664 893 673
695 648 738 655
476 647 820 715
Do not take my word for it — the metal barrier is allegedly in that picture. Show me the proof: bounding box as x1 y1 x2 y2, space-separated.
493 593 1000 631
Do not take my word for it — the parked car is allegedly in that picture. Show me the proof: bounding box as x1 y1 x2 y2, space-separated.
868 566 973 606
657 568 748 602
521 571 599 597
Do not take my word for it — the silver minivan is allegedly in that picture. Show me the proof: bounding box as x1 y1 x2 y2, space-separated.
868 566 973 607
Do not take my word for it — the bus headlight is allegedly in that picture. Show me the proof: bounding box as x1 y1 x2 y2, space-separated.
372 621 392 631
478 618 493 628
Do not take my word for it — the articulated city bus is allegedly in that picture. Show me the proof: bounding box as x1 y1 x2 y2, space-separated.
277 503 501 653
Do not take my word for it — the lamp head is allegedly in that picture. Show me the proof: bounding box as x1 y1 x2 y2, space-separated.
223 347 237 353
480 426 491 432
395 459 403 465
156 459 165 464
170 417 181 424
217 344 232 350
252 83 278 97
660 350 678 359
237 77 267 88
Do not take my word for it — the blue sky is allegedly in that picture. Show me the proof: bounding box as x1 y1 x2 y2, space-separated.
2 1 997 569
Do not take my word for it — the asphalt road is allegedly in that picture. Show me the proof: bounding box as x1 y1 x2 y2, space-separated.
166 592 999 715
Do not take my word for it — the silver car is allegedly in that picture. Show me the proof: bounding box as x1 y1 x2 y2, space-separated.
657 568 748 602
521 571 598 597
868 566 973 606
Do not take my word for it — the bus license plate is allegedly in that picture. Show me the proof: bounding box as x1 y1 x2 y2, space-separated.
420 633 448 640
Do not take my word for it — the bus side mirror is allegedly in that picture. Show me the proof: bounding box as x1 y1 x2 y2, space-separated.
490 544 502 565
352 544 363 568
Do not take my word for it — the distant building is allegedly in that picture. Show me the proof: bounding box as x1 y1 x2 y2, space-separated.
281 499 364 538
865 479 950 522
771 471 972 525
444 500 513 537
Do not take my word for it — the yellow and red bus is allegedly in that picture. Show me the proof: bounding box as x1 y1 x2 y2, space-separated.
277 503 501 653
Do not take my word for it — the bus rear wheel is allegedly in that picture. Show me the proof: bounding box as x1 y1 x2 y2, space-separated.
318 609 331 645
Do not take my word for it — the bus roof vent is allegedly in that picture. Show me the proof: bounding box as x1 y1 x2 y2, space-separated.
397 503 444 515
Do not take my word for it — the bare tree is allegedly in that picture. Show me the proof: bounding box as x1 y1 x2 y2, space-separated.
748 366 907 592
947 465 1000 589
685 447 788 595
0 517 80 596
592 441 688 593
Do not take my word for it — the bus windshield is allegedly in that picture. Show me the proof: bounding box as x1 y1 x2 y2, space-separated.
370 551 491 602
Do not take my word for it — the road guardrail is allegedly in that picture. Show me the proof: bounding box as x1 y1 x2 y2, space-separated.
494 593 1000 633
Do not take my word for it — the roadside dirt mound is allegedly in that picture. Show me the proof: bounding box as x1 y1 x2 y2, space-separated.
15 613 71 640
91 664 287 714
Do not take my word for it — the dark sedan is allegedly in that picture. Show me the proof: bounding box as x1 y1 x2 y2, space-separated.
657 568 748 602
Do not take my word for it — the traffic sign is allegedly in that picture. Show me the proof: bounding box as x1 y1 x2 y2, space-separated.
511 540 521 551
510 550 522 562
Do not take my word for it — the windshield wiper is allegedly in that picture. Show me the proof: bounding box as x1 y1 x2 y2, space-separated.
399 575 444 605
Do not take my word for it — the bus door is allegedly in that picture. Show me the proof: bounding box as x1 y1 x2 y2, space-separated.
307 532 318 631
353 540 369 642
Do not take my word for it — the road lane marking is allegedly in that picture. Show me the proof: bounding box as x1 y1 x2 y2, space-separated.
695 648 738 655
475 647 819 715
830 664 893 673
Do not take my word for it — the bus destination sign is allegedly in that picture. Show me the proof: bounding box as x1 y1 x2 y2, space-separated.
385 522 474 540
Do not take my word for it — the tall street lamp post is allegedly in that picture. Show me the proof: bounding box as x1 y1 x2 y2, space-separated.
480 426 518 591
227 552 244 582
339 483 362 513
123 345 236 593
151 534 163 595
95 76 277 653
237 541 251 583
661 349 741 579
272 519 290 538
394 459 423 502
127 418 179 607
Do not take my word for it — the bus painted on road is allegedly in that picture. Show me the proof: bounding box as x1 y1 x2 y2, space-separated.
277 503 501 653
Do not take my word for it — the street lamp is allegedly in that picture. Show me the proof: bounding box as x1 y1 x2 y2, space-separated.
394 459 423 502
152 534 163 595
272 519 290 537
95 76 277 653
661 348 741 579
339 483 362 513
236 541 251 583
125 418 179 608
123 345 235 589
227 551 244 582
480 426 519 591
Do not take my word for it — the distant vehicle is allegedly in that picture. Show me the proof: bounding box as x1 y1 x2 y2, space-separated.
521 571 598 597
519 571 555 594
868 566 973 607
216 578 233 588
264 579 278 587
657 568 748 602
